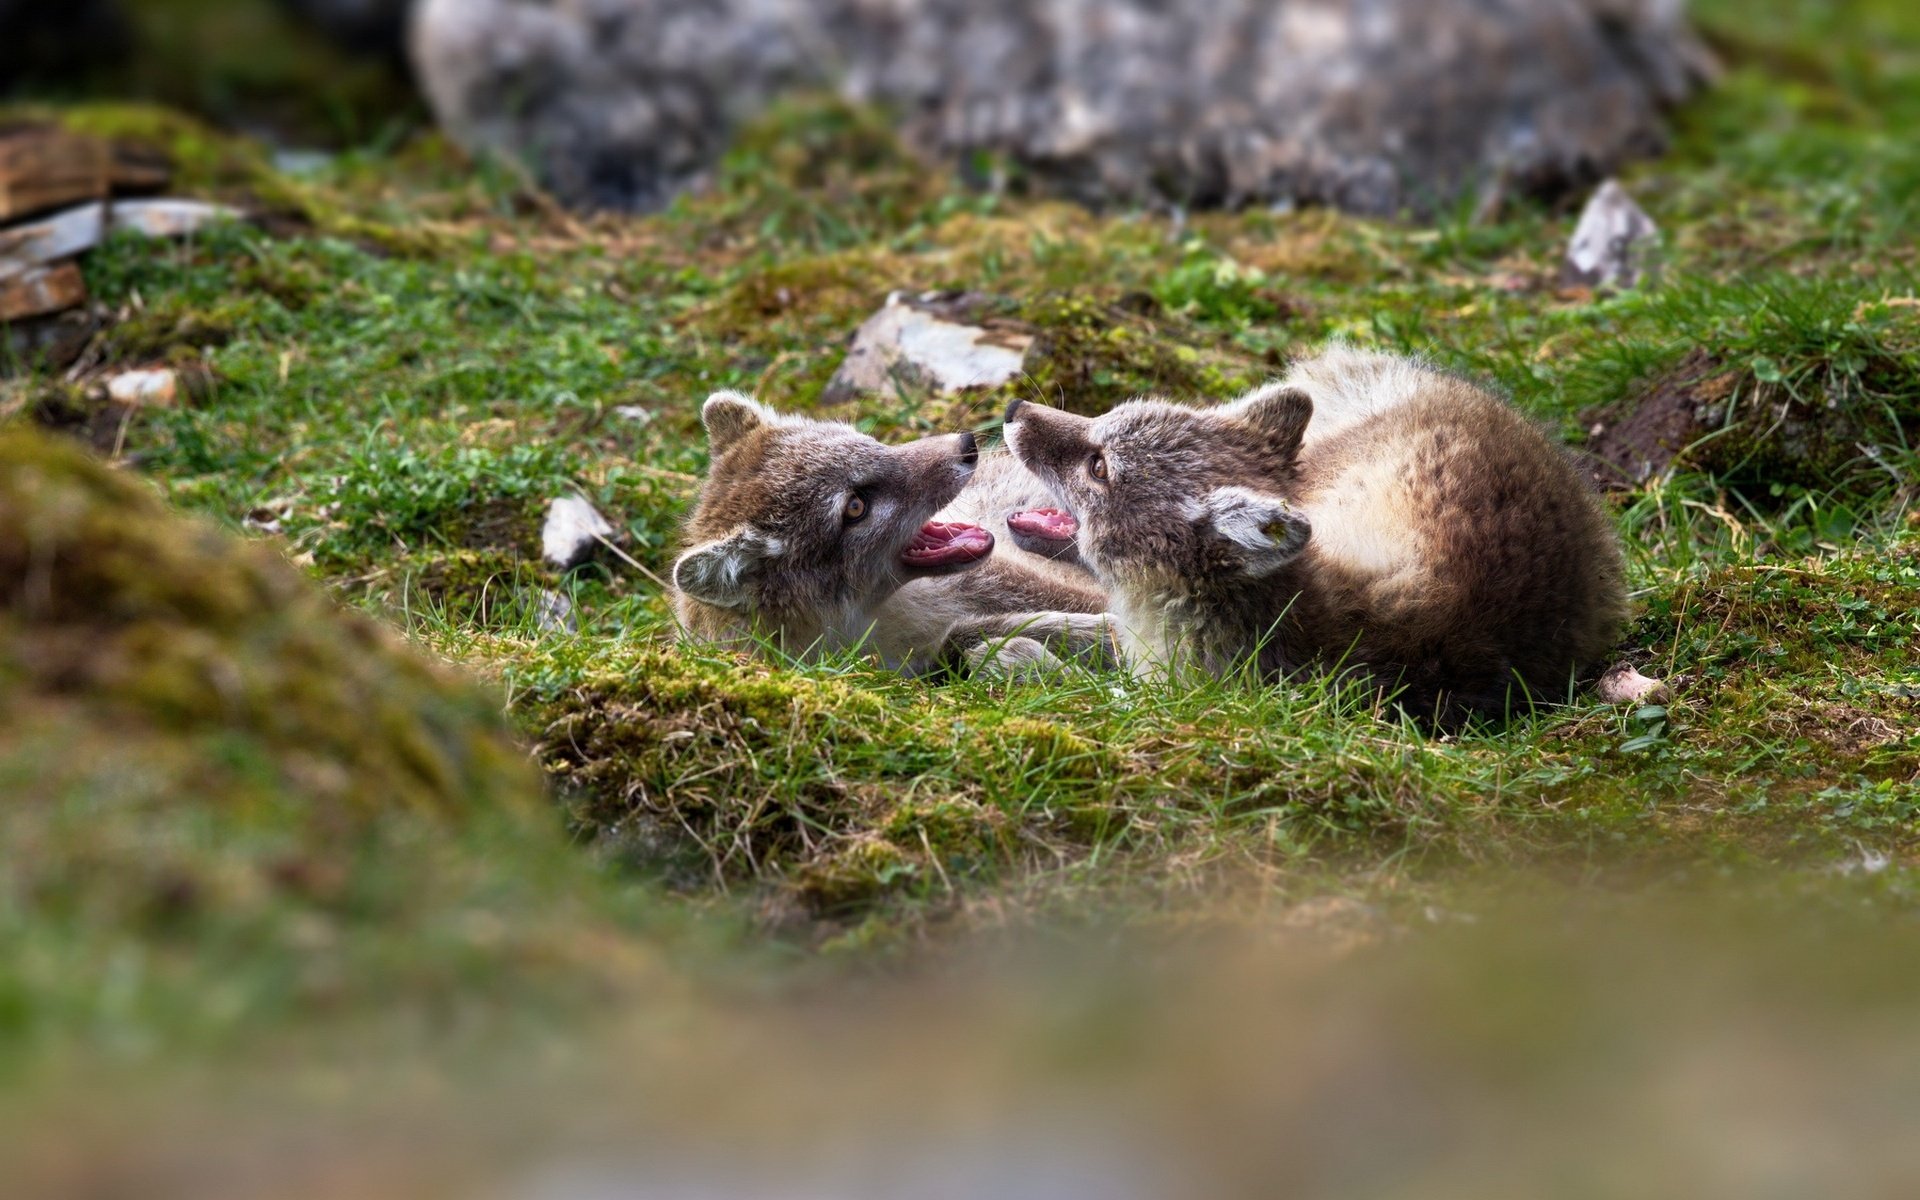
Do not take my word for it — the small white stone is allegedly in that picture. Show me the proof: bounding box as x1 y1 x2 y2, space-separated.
105 367 178 407
1562 180 1660 290
542 495 614 570
1595 663 1671 705
272 149 334 177
533 589 578 634
109 199 244 240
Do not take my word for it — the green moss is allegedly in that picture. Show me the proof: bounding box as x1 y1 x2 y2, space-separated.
687 92 962 255
988 716 1117 783
0 424 541 818
45 102 269 194
881 797 1009 858
1016 292 1268 412
97 295 241 364
794 836 921 913
533 645 895 846
0 429 666 1063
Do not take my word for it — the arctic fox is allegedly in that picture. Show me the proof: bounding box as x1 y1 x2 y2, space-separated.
672 392 1112 674
1002 347 1628 726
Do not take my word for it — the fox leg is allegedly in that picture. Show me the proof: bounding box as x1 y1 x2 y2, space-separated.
948 611 1118 673
963 636 1068 681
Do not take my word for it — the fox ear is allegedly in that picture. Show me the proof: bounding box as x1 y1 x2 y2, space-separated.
672 527 779 608
702 391 772 456
1227 385 1312 463
1198 486 1310 577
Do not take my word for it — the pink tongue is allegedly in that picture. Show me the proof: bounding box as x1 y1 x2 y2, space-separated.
1006 508 1079 542
902 521 994 566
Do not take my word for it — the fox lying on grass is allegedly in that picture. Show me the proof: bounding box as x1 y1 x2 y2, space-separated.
1003 347 1628 727
672 393 1113 675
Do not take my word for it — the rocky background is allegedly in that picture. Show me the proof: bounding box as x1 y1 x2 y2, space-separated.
6 0 1714 215
409 0 1717 214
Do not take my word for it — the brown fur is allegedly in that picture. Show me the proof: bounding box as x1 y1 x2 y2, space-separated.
1004 348 1628 726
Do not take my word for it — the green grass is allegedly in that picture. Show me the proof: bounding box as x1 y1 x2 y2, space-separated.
1 0 1918 1084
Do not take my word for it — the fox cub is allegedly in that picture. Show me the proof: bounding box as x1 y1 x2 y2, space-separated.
673 393 1112 675
1003 347 1628 726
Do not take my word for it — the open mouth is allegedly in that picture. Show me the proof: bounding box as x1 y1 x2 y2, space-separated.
901 521 994 568
1006 508 1080 544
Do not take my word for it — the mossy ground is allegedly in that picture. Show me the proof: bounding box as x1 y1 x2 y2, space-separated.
0 429 674 1079
1 0 1918 1085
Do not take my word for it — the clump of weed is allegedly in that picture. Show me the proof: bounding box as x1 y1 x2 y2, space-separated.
1150 241 1293 328
515 636 1490 923
531 644 895 884
1578 276 1920 504
681 93 959 255
96 297 241 364
1016 292 1268 412
304 441 577 571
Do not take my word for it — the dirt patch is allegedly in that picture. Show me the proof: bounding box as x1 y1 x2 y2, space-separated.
1581 350 1733 490
1581 348 1918 497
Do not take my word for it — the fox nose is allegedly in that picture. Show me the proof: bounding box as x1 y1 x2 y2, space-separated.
956 430 978 466
1004 398 1027 425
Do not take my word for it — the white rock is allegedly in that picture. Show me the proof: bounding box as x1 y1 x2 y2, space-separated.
1595 663 1671 705
534 589 578 634
542 495 614 570
822 292 1034 405
1562 180 1660 290
104 367 178 407
0 199 245 281
109 199 244 239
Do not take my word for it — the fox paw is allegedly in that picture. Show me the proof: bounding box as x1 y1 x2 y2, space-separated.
964 636 1067 682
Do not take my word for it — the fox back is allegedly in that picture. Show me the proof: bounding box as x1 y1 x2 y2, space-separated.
1004 348 1627 725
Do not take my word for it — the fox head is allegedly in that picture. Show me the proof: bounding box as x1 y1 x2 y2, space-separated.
673 392 992 649
1001 387 1314 594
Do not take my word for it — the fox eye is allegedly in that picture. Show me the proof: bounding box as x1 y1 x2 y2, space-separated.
843 492 869 524
1087 451 1110 483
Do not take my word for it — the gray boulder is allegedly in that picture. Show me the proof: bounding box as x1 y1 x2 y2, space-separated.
409 0 1717 216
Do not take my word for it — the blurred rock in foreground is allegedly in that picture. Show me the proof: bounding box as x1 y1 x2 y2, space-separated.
410 0 1716 215
0 427 545 925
